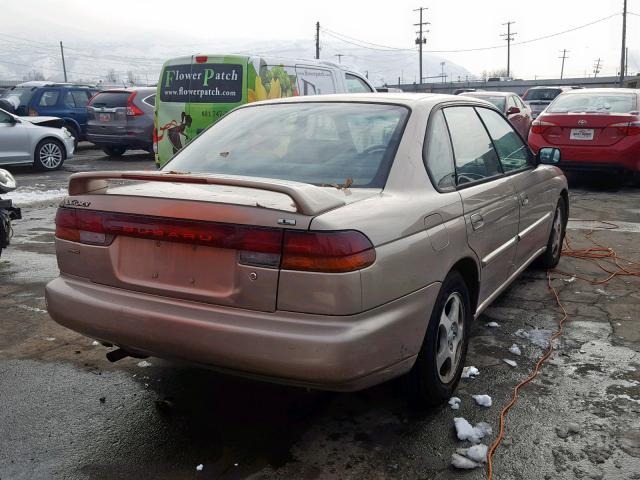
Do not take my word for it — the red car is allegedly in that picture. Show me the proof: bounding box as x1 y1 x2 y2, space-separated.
528 88 640 177
460 91 533 138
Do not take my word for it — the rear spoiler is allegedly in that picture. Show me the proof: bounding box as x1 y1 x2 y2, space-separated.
67 171 345 216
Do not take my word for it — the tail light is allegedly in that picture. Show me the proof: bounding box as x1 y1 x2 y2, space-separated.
281 230 375 273
530 119 556 135
55 208 376 273
195 56 208 63
610 121 640 136
28 108 38 116
126 91 144 116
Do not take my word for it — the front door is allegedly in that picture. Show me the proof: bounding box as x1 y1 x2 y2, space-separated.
0 110 29 164
443 106 519 304
475 107 555 268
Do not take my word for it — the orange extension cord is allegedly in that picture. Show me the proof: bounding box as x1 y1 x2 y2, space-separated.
486 220 640 479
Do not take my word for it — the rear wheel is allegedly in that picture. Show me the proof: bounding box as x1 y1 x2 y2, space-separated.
536 197 566 269
34 139 65 171
103 145 127 157
404 271 471 407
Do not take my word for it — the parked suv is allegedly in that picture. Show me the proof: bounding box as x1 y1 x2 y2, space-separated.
86 88 156 157
0 81 98 146
522 86 583 119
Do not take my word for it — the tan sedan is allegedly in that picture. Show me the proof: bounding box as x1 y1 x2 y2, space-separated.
46 93 568 405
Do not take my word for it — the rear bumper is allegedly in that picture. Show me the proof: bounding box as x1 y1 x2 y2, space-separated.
45 275 440 391
529 137 640 173
86 132 151 149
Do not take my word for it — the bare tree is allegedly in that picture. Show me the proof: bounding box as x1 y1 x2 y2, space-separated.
106 69 118 83
127 70 138 86
23 70 45 81
487 68 512 78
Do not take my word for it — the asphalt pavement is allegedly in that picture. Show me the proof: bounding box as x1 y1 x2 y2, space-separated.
1 144 639 479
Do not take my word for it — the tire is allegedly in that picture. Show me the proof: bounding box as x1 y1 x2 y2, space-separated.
103 145 127 157
33 138 65 171
536 197 567 269
404 270 472 407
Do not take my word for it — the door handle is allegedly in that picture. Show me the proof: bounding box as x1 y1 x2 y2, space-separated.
470 213 484 231
520 193 529 206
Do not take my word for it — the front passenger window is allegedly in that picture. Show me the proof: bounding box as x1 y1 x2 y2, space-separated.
443 106 502 185
476 107 532 172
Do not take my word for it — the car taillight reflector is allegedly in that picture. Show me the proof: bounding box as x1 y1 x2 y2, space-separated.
530 119 556 135
126 91 144 116
281 230 375 273
55 207 377 273
55 207 283 252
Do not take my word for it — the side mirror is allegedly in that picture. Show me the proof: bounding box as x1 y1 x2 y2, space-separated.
506 106 520 115
537 147 561 165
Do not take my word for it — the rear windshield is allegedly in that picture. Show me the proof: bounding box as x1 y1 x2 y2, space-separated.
464 95 505 111
165 102 409 188
89 92 130 108
524 88 562 102
548 93 637 114
0 86 36 107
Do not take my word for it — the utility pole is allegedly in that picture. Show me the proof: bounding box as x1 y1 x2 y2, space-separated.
619 0 627 86
315 22 320 60
414 7 429 84
59 41 68 82
593 58 602 77
500 21 517 78
440 61 445 83
334 54 344 64
625 47 628 76
559 49 569 79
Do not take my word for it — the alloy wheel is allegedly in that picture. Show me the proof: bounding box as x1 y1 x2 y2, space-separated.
39 143 63 169
436 292 465 383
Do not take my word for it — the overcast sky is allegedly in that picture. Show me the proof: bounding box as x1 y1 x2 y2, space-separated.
1 0 638 81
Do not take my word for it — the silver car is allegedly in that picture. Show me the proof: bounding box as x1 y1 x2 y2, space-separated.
0 108 75 170
46 93 567 406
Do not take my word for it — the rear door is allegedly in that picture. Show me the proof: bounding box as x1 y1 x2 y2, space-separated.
443 105 519 303
65 89 92 135
476 107 553 268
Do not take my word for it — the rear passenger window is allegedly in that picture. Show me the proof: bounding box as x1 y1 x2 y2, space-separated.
38 91 59 107
443 106 502 185
72 90 90 107
143 94 155 107
345 74 373 93
63 91 75 108
476 107 532 172
424 110 455 191
295 67 336 95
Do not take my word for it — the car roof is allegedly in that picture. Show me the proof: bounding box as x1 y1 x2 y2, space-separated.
555 87 639 95
96 87 156 94
16 81 94 88
245 92 497 109
461 91 514 97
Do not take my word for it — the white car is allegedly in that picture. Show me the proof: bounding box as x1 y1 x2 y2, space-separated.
0 108 75 170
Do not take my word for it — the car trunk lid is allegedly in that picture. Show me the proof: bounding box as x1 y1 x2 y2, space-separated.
533 113 637 147
55 171 375 312
87 91 132 135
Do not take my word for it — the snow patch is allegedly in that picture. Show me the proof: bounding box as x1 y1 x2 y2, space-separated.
448 397 461 410
91 340 100 346
461 366 480 379
196 464 203 471
451 453 480 469
515 328 554 349
503 358 518 367
472 394 492 407
563 276 576 283
5 187 67 205
509 344 522 356
486 321 499 328
137 360 152 368
457 443 488 463
454 417 492 443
